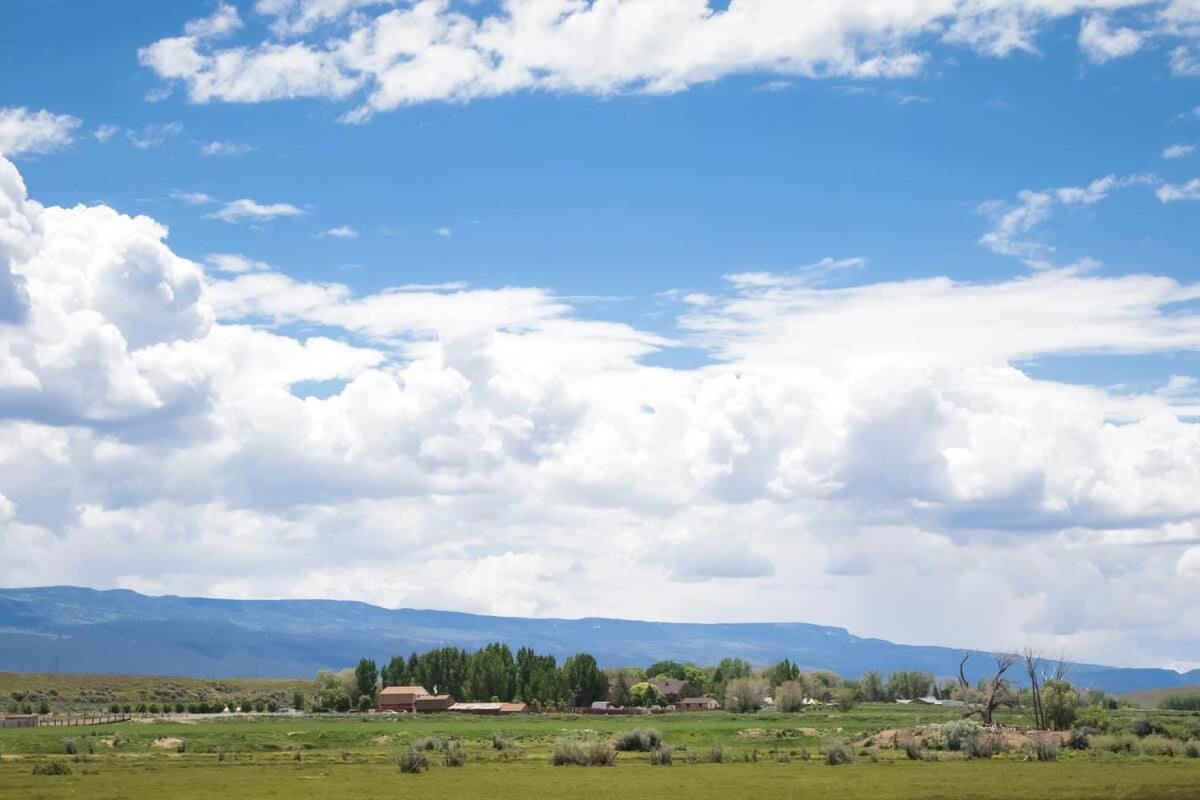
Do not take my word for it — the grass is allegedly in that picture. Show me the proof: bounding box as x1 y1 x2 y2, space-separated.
2 704 1199 797
0 672 310 714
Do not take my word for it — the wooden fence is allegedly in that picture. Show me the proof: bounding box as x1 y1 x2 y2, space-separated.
1 714 132 728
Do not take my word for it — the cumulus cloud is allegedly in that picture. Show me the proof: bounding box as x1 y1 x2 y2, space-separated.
208 198 306 223
5 153 1200 666
0 107 81 157
1163 143 1195 159
1079 14 1145 63
126 121 183 150
139 0 1200 119
1156 177 1200 201
321 225 357 238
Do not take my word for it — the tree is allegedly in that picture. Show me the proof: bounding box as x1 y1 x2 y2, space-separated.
515 647 563 706
769 659 800 688
628 682 664 707
774 680 806 712
1023 649 1069 730
292 691 305 710
683 664 711 697
467 643 516 702
833 687 857 711
314 669 352 712
562 653 608 707
1041 679 1078 731
957 653 1016 726
381 656 408 689
646 661 687 681
355 658 379 703
724 676 770 713
415 647 470 698
804 670 842 703
610 671 631 707
858 670 885 702
885 670 932 701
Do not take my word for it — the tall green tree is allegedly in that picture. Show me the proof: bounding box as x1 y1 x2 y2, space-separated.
416 647 470 698
466 643 516 701
381 655 408 688
355 658 379 701
769 659 800 687
515 647 563 706
562 653 608 707
646 660 686 680
858 670 885 702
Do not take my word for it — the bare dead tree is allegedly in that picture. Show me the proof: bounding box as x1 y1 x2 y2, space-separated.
1023 648 1045 730
958 652 1016 725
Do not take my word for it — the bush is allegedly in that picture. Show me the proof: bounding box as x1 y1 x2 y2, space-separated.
177 739 188 754
774 681 806 713
398 748 429 774
1131 719 1165 738
897 734 922 760
38 701 51 715
1160 695 1200 712
969 733 1005 759
491 733 510 751
551 739 616 767
1092 735 1136 754
216 747 226 762
1025 734 1058 762
411 737 444 752
32 761 72 776
941 719 981 752
148 704 160 714
61 738 77 755
649 745 674 766
614 730 662 752
1140 736 1177 757
708 745 724 763
109 704 120 714
122 705 132 714
443 740 466 767
775 751 792 763
174 703 185 714
1185 741 1199 759
1075 705 1113 733
824 741 854 766
1065 729 1090 751
833 687 857 712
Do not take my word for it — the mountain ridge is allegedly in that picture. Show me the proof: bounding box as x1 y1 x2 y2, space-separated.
1 586 1195 694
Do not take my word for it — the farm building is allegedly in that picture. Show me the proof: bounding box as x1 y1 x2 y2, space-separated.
676 697 720 711
448 702 527 715
652 678 687 699
377 685 429 712
414 695 454 713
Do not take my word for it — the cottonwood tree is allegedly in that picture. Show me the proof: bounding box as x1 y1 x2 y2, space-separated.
957 652 1016 726
1023 649 1070 730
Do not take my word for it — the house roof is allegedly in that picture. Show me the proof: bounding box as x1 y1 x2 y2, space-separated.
679 696 718 704
379 686 429 696
653 678 687 694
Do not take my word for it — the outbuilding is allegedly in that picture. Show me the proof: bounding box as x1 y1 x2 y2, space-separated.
378 686 429 713
676 697 720 712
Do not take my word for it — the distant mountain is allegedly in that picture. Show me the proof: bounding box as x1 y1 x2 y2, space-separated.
1 586 1196 694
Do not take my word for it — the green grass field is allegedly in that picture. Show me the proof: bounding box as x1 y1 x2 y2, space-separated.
3 705 1200 799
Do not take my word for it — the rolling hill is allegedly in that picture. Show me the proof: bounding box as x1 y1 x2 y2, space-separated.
1 586 1196 694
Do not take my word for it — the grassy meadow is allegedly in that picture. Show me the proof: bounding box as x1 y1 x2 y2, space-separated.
3 704 1200 799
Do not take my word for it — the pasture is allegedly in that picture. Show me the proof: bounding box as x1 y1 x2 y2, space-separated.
3 705 1199 799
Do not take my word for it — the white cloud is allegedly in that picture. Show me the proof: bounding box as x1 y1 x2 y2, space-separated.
1170 44 1200 75
200 140 254 156
434 226 452 238
144 1 1200 118
321 225 358 238
206 253 273 273
184 2 243 39
0 107 81 157
93 125 119 143
1163 143 1195 159
170 190 217 206
208 198 306 223
6 153 1200 667
1079 14 1145 63
126 121 183 150
1156 178 1200 201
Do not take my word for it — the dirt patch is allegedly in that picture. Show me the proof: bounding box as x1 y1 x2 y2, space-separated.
152 737 185 750
371 735 394 745
0 754 25 761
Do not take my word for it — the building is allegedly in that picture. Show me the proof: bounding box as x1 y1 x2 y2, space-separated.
378 685 429 712
0 715 38 729
448 702 527 715
652 678 687 700
676 697 720 712
413 695 454 713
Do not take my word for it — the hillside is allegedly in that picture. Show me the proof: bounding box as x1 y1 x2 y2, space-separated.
1122 684 1200 709
2 586 1196 694
0 671 309 714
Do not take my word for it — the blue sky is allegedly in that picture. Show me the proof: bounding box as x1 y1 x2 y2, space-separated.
2 1 1200 668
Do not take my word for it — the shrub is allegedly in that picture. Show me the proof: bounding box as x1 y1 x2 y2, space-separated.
177 739 188 754
399 748 429 774
443 740 466 767
833 687 857 712
941 719 981 753
411 737 444 752
551 739 616 767
708 745 725 763
148 704 160 714
614 730 662 752
1160 695 1200 712
32 761 72 776
774 681 806 713
969 733 1006 759
62 739 77 755
122 705 132 714
292 752 302 762
824 741 854 766
216 747 226 762
649 745 674 766
38 701 51 715
109 704 120 714
1140 736 1177 757
174 703 185 713
797 747 810 761
742 748 759 763
1064 729 1090 751
1185 741 1199 759
1075 705 1113 733
775 751 792 763
1092 735 1135 754
897 734 922 760
1131 719 1165 738
1025 734 1058 762
136 703 147 713
491 733 510 751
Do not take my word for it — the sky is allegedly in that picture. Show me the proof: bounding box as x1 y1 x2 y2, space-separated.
1 0 1200 671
